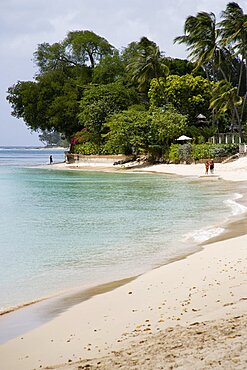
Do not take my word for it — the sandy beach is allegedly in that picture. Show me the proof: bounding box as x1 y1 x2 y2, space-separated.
1 157 247 370
49 155 247 182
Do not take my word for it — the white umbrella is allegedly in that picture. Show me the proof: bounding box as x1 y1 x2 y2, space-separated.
176 135 192 141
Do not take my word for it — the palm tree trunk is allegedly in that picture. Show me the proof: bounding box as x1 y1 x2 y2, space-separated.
204 67 218 127
239 49 247 126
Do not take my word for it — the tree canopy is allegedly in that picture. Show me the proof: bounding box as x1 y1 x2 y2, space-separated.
149 74 212 123
78 82 138 141
6 2 247 157
174 2 247 136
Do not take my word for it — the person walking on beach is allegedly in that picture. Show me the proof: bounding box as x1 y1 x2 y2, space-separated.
209 159 214 174
205 160 209 175
49 155 53 165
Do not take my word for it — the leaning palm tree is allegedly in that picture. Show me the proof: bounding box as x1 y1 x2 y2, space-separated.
210 80 242 134
218 2 247 127
174 12 222 128
127 42 169 99
174 11 230 84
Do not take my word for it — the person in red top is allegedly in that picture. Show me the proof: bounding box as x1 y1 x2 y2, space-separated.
205 160 209 175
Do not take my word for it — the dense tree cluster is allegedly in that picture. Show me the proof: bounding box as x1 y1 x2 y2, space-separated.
6 2 247 158
175 2 247 135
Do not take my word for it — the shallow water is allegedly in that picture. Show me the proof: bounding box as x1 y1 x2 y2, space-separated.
0 147 245 315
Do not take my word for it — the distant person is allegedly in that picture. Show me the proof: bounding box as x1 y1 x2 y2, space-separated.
205 160 209 175
209 159 214 174
49 155 53 165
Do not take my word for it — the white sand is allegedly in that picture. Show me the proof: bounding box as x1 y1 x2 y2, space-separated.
134 156 247 182
49 155 247 182
1 156 247 369
1 232 247 369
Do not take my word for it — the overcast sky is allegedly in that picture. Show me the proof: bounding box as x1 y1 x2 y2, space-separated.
1 0 246 146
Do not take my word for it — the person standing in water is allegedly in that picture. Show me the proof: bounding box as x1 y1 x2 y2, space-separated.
205 160 209 175
49 155 53 165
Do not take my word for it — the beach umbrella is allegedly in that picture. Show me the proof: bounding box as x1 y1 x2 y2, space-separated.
176 135 192 141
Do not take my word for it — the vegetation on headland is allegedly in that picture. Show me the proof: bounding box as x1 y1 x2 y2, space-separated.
169 142 239 163
6 2 247 161
38 130 69 147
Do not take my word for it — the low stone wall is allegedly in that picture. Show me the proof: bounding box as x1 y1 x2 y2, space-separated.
65 153 132 165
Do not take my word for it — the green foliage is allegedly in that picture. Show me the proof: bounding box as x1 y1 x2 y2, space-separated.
164 58 202 77
174 3 247 135
212 144 239 157
169 142 238 162
7 81 40 128
8 15 247 150
178 143 193 163
103 104 188 155
149 74 212 123
150 105 188 146
192 144 212 159
38 129 69 147
33 42 69 73
192 143 238 159
72 129 97 144
126 37 169 98
174 11 224 79
34 30 114 73
169 143 193 163
7 30 116 138
103 108 151 154
187 125 218 143
73 142 101 155
65 30 114 68
92 52 125 84
168 144 180 162
210 80 242 121
6 68 87 136
122 37 157 67
78 82 138 139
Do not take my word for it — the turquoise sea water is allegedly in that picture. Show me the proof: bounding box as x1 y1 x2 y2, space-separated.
0 147 246 315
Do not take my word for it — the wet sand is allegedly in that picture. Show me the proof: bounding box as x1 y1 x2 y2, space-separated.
0 277 136 344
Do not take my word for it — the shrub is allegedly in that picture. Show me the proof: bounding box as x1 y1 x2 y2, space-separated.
168 144 180 162
72 129 98 145
74 142 100 155
192 143 238 160
192 143 212 160
211 147 227 158
178 143 192 163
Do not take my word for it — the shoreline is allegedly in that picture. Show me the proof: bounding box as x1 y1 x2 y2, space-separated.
0 208 243 322
1 157 247 369
43 155 247 181
1 177 246 324
1 225 247 369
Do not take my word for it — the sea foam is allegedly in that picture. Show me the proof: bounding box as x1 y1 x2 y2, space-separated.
224 193 247 216
184 226 225 244
184 192 247 244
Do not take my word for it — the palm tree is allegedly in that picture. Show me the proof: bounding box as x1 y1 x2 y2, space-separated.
174 11 228 129
174 12 230 84
218 2 247 127
127 39 169 99
210 80 242 134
